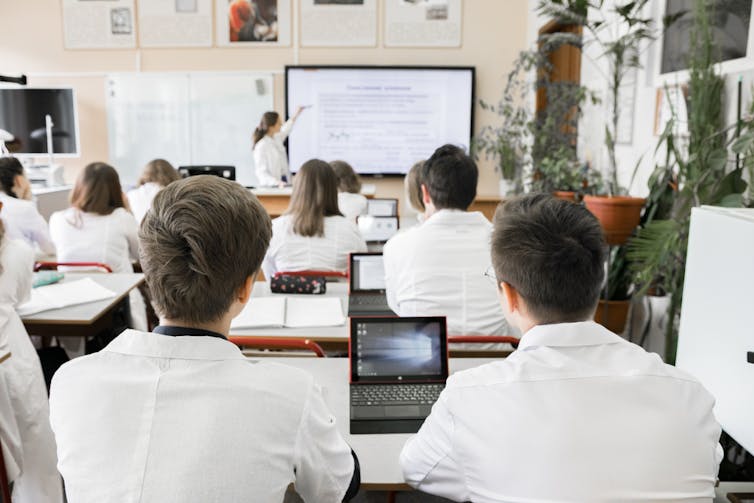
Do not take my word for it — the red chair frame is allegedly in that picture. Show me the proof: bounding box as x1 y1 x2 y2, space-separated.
228 337 325 357
448 335 520 349
34 261 113 273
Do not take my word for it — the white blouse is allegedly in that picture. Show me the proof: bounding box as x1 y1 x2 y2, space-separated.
253 119 294 187
337 192 368 223
126 182 162 225
0 192 55 255
262 214 367 280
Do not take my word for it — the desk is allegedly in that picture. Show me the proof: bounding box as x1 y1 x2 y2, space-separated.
716 482 754 502
468 196 503 221
251 356 495 490
231 282 349 351
252 185 376 218
22 273 145 338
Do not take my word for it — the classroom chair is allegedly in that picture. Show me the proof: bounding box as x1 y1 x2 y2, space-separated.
228 337 326 357
34 261 113 273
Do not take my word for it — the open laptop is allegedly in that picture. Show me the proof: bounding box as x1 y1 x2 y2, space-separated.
367 198 398 216
347 253 394 316
349 316 448 434
356 215 399 243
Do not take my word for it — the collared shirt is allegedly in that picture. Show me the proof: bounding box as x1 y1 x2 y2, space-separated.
338 191 368 223
0 192 56 255
152 324 227 340
126 182 162 224
383 209 512 337
262 214 367 280
49 329 355 503
400 321 723 502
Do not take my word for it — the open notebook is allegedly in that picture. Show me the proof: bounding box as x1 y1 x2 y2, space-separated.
17 278 117 316
231 297 345 329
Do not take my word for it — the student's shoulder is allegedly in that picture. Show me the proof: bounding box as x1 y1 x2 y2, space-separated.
383 224 420 255
1 237 33 268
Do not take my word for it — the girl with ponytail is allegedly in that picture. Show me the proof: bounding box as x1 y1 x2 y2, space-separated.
253 106 306 187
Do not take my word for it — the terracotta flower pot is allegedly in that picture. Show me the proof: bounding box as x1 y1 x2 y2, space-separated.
552 190 577 202
594 299 630 334
583 195 645 245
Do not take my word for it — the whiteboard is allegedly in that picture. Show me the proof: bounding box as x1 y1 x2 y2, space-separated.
106 72 274 187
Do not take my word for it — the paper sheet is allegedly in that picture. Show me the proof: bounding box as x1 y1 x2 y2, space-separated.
17 278 117 316
137 0 213 47
63 0 136 49
231 297 287 329
384 0 462 47
231 296 345 328
300 0 377 47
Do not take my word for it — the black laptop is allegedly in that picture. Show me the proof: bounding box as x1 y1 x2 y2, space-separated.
349 316 448 434
347 253 395 316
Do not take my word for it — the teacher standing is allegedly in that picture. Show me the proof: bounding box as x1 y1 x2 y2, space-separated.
253 106 305 187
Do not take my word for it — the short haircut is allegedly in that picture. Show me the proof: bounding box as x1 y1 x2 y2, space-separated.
287 159 342 237
70 162 126 215
491 194 607 324
405 160 425 213
0 157 24 198
421 144 478 211
138 159 181 187
330 160 362 194
139 176 272 324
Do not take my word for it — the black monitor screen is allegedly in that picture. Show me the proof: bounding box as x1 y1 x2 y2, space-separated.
0 88 78 155
351 318 447 381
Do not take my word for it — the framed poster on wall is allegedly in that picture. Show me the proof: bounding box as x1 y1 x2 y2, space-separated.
300 0 377 47
384 0 462 47
215 0 292 46
63 0 137 49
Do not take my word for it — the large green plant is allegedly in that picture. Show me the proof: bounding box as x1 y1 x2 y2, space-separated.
628 0 748 363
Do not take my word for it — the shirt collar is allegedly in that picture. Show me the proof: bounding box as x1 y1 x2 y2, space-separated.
517 321 624 351
103 329 245 360
153 325 227 340
424 209 490 226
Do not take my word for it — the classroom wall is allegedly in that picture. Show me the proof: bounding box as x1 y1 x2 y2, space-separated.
0 0 529 211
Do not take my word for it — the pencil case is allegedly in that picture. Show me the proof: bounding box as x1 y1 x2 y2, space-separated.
270 275 327 294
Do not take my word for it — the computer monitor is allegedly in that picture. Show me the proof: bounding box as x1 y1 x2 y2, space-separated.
367 198 399 217
178 165 236 181
357 216 399 243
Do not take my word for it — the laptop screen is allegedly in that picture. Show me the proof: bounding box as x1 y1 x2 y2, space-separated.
357 216 399 243
350 317 448 383
367 199 398 216
350 253 386 292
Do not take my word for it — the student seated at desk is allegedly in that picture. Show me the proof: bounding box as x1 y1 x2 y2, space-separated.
49 162 147 335
126 158 180 224
0 156 56 256
383 145 511 339
331 160 368 223
400 194 723 502
49 176 359 503
0 219 63 503
262 159 367 279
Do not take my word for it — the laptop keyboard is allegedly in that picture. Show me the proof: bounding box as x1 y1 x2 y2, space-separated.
351 295 387 305
351 383 445 406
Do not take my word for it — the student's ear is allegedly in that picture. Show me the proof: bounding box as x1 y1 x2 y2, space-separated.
420 184 431 205
500 281 519 315
238 275 255 305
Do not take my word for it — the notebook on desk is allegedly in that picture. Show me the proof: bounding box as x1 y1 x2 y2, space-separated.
349 316 448 434
231 297 345 329
347 253 394 316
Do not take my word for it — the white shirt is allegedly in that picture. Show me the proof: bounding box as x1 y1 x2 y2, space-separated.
262 214 367 279
254 119 294 186
49 207 147 330
0 238 63 503
338 191 368 223
383 209 511 336
126 182 162 224
49 329 355 503
0 192 56 255
400 321 723 502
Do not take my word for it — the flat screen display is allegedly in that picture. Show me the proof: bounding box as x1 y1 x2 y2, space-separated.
0 88 79 156
286 66 474 175
351 317 447 381
351 254 386 292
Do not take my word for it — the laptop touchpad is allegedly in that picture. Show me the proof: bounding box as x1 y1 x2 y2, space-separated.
385 405 422 418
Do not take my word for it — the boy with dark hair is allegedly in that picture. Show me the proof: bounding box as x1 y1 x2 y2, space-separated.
50 176 359 503
383 144 512 340
400 194 722 501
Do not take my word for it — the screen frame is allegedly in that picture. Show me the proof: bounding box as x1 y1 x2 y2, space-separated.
367 197 399 217
349 315 449 384
0 86 81 158
284 64 476 177
349 252 386 294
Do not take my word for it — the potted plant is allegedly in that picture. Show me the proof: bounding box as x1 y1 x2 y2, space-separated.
627 0 749 363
